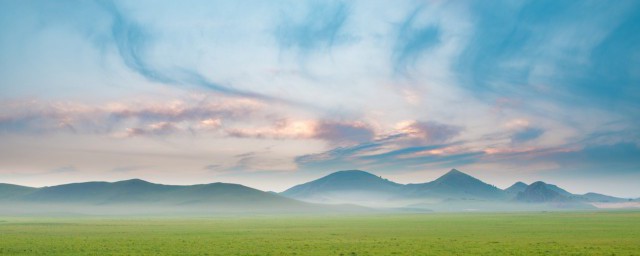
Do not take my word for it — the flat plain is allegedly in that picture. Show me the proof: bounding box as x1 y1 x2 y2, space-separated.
0 211 638 255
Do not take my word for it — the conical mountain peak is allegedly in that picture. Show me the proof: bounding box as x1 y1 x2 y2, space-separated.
505 181 528 195
326 170 378 179
433 169 478 184
445 168 463 175
281 170 402 199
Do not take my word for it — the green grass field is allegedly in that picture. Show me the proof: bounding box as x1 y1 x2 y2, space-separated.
1 211 639 255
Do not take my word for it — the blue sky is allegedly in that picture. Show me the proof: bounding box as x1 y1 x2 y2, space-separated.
1 0 639 197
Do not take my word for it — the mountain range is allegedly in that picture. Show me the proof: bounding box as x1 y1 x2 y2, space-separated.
1 169 637 215
281 169 634 210
0 179 360 215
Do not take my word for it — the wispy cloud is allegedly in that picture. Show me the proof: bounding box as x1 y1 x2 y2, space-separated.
96 0 315 108
392 6 441 73
274 1 351 55
0 96 261 137
294 120 471 172
511 127 545 144
394 121 463 146
452 0 640 113
226 119 374 145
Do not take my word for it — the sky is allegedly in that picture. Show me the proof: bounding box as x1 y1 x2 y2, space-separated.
1 0 639 197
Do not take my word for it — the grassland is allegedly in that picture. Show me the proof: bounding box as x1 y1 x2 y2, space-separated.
0 211 638 255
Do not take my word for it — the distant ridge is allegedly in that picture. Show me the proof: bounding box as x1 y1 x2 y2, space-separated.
580 192 629 203
1 169 636 214
22 179 306 206
0 179 345 215
279 169 633 210
0 183 37 200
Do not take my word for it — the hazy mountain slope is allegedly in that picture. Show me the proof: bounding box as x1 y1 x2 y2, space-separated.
2 169 632 213
540 182 574 197
514 182 629 205
21 179 178 203
579 192 628 203
505 182 528 196
515 181 573 203
281 169 511 208
168 182 309 207
405 169 507 200
0 183 37 200
17 179 304 207
281 170 404 200
0 179 337 215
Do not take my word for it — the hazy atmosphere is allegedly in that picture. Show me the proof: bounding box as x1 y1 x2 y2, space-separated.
1 0 639 197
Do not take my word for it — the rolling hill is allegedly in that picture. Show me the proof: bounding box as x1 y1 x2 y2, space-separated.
0 179 343 215
580 192 630 203
0 183 37 200
19 179 301 207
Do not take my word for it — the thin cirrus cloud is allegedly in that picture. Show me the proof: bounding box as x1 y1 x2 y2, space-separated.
0 97 260 136
100 0 304 106
482 142 640 178
274 0 352 55
392 6 441 74
511 127 545 144
454 0 640 111
226 119 374 146
295 120 471 172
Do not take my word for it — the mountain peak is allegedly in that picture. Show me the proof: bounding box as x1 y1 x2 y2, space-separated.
281 170 402 199
507 181 528 190
434 169 476 183
327 170 377 178
505 181 528 195
530 181 547 187
446 168 463 175
516 181 569 203
409 169 506 200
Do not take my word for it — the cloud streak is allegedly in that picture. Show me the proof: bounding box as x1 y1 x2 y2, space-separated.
0 97 260 137
392 6 441 73
275 1 351 54
95 0 314 109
